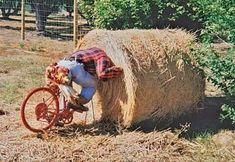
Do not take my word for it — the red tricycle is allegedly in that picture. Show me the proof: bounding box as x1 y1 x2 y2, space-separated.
20 84 77 133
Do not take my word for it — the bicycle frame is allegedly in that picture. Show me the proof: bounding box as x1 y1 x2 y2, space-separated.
21 83 75 133
57 91 74 124
48 83 75 125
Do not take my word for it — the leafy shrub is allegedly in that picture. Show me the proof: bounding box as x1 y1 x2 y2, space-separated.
220 104 235 124
78 0 199 29
191 45 235 124
188 0 235 43
78 0 235 43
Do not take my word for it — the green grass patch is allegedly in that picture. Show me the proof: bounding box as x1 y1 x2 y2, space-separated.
179 130 234 161
0 55 36 73
0 81 23 104
0 70 45 105
0 54 49 105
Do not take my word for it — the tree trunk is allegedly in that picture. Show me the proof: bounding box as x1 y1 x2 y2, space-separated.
35 3 47 32
34 2 53 33
30 0 57 33
69 11 72 17
1 8 11 19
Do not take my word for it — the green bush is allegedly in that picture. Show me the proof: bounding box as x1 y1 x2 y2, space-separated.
78 0 193 29
188 0 235 43
191 45 235 124
78 0 235 43
220 104 235 124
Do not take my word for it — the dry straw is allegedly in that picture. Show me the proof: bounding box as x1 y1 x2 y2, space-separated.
77 29 205 127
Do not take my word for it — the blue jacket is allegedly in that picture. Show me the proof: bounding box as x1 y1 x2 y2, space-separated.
57 59 97 100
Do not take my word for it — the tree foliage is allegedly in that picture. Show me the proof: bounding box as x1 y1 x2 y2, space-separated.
0 0 73 32
0 0 21 19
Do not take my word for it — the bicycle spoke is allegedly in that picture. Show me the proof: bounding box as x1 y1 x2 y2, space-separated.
38 114 54 123
42 93 53 102
43 96 54 106
47 99 55 108
47 110 57 115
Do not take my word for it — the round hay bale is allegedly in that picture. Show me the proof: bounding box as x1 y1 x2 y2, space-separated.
77 29 205 127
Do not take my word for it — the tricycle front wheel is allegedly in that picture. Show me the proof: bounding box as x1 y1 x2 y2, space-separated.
21 87 59 133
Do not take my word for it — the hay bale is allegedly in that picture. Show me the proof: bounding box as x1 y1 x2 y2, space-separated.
77 29 205 127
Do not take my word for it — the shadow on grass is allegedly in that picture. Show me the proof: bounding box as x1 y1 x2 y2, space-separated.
50 97 234 138
51 120 122 138
0 25 90 41
0 15 72 24
174 97 235 139
0 25 35 31
0 16 90 40
136 97 234 139
0 17 35 24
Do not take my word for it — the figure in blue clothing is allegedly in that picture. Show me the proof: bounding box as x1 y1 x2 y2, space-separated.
45 47 123 112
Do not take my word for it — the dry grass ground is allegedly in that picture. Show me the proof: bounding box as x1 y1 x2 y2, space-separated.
0 18 234 161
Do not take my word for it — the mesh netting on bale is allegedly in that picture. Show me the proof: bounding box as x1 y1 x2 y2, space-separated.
77 29 205 127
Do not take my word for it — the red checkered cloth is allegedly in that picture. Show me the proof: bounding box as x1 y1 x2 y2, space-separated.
69 47 123 80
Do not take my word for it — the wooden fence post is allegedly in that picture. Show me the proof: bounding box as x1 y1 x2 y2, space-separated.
21 0 25 40
73 0 78 49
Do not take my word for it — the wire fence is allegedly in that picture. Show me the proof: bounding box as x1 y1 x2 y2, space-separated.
0 0 90 46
